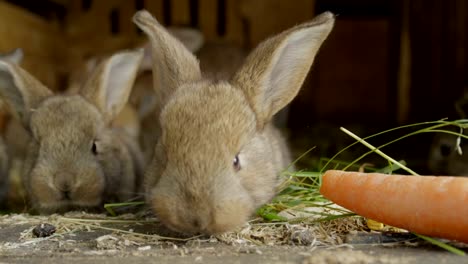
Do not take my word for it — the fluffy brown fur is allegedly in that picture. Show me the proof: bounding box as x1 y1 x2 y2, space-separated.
134 10 335 234
0 50 144 213
0 48 24 208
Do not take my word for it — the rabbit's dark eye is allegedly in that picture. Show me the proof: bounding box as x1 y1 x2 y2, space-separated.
233 155 241 171
91 142 98 155
440 143 452 157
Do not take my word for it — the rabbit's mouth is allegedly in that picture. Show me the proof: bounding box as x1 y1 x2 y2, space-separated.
36 197 102 214
35 201 72 214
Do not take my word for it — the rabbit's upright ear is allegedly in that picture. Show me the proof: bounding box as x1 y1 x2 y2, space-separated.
0 61 52 127
168 27 205 53
139 27 204 72
232 12 335 126
81 49 143 122
0 48 24 64
133 10 202 112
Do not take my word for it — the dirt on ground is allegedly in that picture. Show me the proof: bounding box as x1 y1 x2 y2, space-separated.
0 213 466 264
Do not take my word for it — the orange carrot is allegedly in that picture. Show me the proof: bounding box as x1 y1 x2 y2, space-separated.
320 170 468 243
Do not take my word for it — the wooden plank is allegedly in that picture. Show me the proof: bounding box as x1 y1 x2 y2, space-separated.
289 18 391 127
0 2 64 90
69 36 146 56
397 0 411 124
312 19 390 122
225 0 244 45
171 0 191 25
66 0 127 39
65 0 84 20
408 0 465 121
199 0 218 41
240 0 315 47
145 0 164 22
119 0 137 35
48 0 72 6
66 4 110 38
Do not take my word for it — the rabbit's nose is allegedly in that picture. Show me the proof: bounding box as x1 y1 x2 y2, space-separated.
55 182 72 201
54 174 73 193
440 144 452 157
62 190 71 200
188 216 209 232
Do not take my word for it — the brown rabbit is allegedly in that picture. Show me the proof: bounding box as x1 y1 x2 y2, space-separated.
133 10 335 234
428 129 468 176
0 48 24 208
0 49 144 213
138 39 247 163
1 49 30 161
134 28 205 163
67 27 204 164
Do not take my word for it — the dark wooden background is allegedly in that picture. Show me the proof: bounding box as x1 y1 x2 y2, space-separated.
0 0 466 172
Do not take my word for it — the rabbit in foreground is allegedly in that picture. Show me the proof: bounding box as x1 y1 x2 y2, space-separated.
134 10 335 234
0 49 144 213
135 28 205 163
139 38 248 163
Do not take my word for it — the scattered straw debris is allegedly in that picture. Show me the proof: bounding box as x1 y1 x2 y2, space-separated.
302 249 403 264
0 211 372 254
216 216 368 247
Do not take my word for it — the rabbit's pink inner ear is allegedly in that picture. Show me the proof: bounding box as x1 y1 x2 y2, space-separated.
82 49 143 122
232 12 335 126
0 61 52 127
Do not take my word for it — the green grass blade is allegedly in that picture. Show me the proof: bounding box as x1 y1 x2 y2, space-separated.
414 234 466 256
340 127 418 175
104 201 145 216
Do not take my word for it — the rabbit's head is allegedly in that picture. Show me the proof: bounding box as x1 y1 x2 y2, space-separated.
134 10 334 234
0 50 143 212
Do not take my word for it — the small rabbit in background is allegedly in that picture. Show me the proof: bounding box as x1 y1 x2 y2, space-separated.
428 89 468 176
0 49 145 213
68 27 205 164
0 48 24 209
196 41 247 80
134 10 334 234
428 129 468 176
1 49 31 161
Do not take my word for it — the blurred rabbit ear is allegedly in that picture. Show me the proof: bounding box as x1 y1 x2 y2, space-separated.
168 27 205 53
0 48 24 64
81 49 144 122
133 10 202 114
139 27 204 72
232 12 335 127
0 61 52 127
84 57 100 75
139 42 153 71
